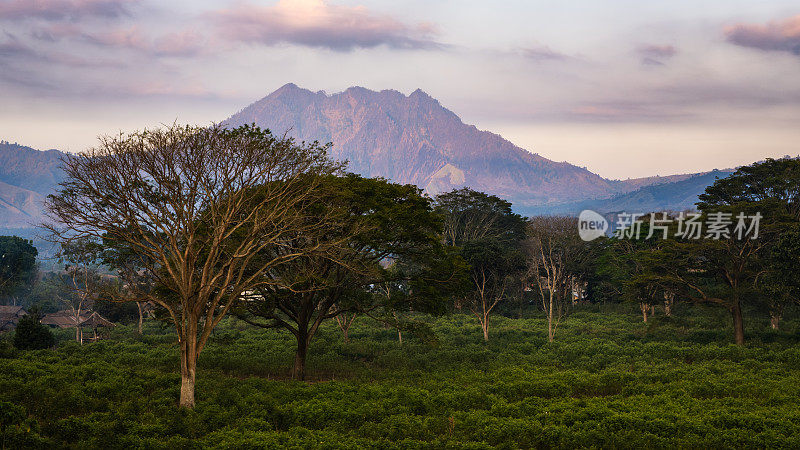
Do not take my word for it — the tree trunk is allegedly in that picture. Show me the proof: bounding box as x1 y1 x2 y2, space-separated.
731 299 745 345
179 342 197 408
770 313 781 330
482 317 489 342
292 336 308 381
547 295 553 342
650 305 655 316
179 322 198 408
770 311 781 330
640 303 648 323
137 302 144 334
397 328 403 345
663 293 673 317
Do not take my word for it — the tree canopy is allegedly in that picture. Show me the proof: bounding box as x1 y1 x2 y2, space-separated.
0 236 38 303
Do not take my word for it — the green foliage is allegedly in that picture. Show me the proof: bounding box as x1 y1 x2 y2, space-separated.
0 235 38 301
2 307 800 447
12 312 55 350
435 188 527 337
238 174 463 378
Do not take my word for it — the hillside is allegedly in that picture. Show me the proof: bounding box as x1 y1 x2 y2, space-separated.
0 142 65 229
0 142 65 195
528 169 736 215
225 84 628 207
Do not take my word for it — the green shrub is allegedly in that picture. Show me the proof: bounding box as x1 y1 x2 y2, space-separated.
0 306 799 447
12 314 55 351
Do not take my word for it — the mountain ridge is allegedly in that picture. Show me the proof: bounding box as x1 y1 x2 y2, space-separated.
224 83 630 208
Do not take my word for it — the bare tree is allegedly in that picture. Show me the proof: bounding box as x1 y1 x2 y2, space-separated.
525 216 587 342
466 264 513 341
57 239 103 344
333 309 359 343
43 124 340 407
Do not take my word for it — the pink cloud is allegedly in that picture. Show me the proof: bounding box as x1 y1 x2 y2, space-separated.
0 0 137 21
725 14 800 55
153 30 206 57
82 26 148 50
207 0 439 51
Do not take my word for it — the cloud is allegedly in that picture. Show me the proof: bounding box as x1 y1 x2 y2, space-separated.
637 44 676 66
522 45 568 61
81 26 148 50
152 30 206 57
569 101 684 121
0 0 137 21
31 23 206 57
207 0 439 51
725 14 800 55
0 33 34 58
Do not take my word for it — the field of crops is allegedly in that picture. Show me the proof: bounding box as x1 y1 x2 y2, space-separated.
2 304 800 448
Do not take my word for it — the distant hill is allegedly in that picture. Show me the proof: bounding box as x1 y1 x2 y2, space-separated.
0 180 47 228
526 169 736 215
0 142 65 194
0 142 65 229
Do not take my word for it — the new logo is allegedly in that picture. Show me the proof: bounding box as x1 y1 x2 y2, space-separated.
578 210 608 241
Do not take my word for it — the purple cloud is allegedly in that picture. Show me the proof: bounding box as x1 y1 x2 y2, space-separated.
637 44 676 66
31 23 206 57
725 14 800 55
0 0 137 21
207 0 439 51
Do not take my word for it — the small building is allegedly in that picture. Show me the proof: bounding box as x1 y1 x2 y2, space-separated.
0 305 28 332
41 310 115 342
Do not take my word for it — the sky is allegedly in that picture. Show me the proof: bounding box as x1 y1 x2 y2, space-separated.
0 0 799 179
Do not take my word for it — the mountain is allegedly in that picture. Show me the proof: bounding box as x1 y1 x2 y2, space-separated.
0 142 65 194
225 84 641 209
528 169 736 215
0 85 734 230
0 142 65 230
0 180 47 228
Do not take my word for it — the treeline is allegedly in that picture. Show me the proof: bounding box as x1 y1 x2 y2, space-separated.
2 123 798 408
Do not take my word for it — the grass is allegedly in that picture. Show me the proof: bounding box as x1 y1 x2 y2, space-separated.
1 302 800 448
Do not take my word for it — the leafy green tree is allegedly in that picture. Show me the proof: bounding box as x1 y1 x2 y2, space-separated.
647 158 800 344
435 188 526 341
760 225 800 329
12 309 54 350
237 174 462 379
698 157 800 332
0 236 38 305
596 214 683 322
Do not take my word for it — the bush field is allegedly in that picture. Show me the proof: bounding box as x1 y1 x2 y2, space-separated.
1 304 800 448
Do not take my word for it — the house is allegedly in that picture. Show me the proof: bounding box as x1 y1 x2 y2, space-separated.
0 305 28 332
